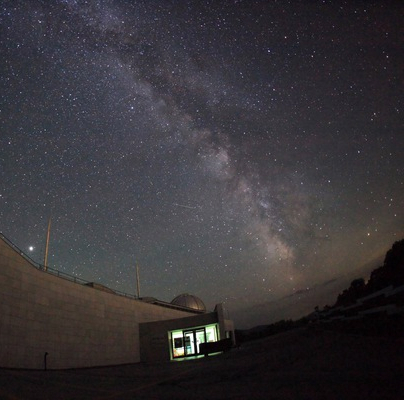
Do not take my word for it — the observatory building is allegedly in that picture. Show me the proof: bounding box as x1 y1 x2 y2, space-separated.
0 233 234 369
140 293 233 362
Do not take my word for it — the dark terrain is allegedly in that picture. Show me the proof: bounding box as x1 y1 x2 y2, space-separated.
1 322 403 400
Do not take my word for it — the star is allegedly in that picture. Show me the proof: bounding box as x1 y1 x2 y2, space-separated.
0 0 402 328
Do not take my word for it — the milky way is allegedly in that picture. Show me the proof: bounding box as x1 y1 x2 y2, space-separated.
1 1 403 327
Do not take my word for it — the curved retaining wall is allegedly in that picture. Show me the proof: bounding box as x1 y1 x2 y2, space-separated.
0 236 193 369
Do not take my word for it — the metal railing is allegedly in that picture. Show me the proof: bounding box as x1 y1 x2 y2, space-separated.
0 232 206 313
0 232 137 300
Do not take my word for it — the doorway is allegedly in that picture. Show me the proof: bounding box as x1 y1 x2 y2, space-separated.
170 324 218 360
183 328 206 356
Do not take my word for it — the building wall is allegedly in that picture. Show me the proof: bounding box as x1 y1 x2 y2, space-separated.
0 236 194 369
139 312 218 362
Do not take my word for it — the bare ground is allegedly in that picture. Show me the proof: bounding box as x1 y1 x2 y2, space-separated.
1 327 403 400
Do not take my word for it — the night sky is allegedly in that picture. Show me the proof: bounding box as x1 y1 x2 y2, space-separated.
1 1 403 328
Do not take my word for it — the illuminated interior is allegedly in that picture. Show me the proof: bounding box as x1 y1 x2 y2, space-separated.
169 324 218 359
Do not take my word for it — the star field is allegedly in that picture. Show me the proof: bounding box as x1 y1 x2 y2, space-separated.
1 1 403 327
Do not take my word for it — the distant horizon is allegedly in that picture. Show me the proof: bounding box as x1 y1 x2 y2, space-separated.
2 230 399 330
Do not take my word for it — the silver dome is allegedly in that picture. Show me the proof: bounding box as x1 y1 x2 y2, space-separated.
171 293 206 312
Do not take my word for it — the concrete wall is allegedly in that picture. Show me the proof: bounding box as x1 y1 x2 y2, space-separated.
139 312 218 362
0 236 194 369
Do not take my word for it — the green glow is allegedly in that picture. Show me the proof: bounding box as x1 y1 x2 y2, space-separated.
169 324 218 360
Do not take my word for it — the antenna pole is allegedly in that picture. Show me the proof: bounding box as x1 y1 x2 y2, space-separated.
44 216 51 272
136 263 140 298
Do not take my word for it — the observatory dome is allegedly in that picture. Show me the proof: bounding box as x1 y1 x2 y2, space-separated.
171 293 206 312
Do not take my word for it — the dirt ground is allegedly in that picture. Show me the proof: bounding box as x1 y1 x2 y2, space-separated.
1 327 403 400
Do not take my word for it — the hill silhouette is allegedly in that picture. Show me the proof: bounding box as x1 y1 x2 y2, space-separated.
335 238 404 307
237 238 404 342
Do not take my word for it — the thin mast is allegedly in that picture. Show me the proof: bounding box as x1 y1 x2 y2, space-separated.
136 263 140 298
44 216 51 272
